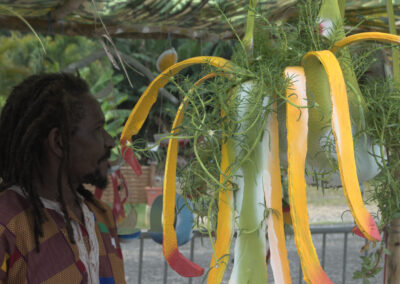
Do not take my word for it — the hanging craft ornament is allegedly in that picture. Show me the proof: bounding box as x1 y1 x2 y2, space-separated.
120 0 400 282
156 48 178 73
285 66 332 283
121 56 231 277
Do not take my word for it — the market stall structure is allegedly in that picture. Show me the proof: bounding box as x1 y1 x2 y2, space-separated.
1 0 400 283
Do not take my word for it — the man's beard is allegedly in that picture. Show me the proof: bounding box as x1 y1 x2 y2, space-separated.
83 168 108 189
84 150 111 189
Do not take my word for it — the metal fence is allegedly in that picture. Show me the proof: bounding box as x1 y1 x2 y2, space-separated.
121 224 381 284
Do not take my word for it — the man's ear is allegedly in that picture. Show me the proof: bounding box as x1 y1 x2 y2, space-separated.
47 127 64 158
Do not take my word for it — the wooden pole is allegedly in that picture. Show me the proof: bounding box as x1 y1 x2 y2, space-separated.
385 219 400 283
384 1 400 283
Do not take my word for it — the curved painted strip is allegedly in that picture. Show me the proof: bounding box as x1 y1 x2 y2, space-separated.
163 93 204 277
120 56 231 142
163 72 231 277
285 66 332 284
114 170 129 218
331 32 400 53
207 133 234 284
302 51 380 242
187 73 235 284
264 100 291 284
111 171 122 220
119 58 230 277
121 145 142 176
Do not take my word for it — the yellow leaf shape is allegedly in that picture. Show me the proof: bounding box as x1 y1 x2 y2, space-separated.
164 72 232 278
163 87 203 277
120 56 231 142
207 139 234 284
285 66 332 284
302 51 380 242
156 48 178 72
264 101 291 284
331 32 400 53
207 74 234 284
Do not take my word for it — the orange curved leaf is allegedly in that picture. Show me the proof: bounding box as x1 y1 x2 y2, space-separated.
331 32 400 53
302 51 380 242
264 101 291 283
163 98 204 276
120 56 231 142
285 66 332 284
163 72 232 278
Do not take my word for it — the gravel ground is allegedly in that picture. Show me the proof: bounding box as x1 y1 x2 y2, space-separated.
121 205 383 284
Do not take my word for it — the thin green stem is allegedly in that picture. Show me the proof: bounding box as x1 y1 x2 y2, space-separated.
243 0 258 54
338 0 346 20
215 4 249 69
193 133 226 189
221 113 269 186
207 190 220 263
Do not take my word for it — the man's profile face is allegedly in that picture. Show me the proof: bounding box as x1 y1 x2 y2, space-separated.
68 95 115 188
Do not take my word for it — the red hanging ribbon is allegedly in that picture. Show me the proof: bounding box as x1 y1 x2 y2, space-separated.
94 168 129 220
111 171 122 220
121 145 142 176
352 226 367 239
116 170 129 218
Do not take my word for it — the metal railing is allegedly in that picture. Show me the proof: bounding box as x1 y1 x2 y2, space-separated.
122 224 377 284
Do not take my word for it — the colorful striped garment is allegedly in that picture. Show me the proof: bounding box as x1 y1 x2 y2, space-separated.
0 188 126 283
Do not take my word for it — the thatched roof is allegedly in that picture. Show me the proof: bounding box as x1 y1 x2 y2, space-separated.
0 0 399 40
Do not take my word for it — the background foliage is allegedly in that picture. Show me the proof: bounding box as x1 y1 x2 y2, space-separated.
0 31 233 161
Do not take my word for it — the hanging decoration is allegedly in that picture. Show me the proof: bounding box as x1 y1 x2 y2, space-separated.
121 0 400 283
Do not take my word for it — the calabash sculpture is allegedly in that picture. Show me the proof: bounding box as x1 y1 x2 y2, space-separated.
121 0 399 283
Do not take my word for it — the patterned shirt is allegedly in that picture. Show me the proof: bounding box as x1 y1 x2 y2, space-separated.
0 188 126 283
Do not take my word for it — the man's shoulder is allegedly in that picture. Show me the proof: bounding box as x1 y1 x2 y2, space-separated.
0 189 30 226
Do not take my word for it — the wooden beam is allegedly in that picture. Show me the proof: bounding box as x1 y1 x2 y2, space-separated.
51 0 86 21
0 15 234 41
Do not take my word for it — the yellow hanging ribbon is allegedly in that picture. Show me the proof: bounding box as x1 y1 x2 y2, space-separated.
332 32 400 53
164 72 232 278
302 50 380 242
120 56 230 142
264 100 292 283
285 66 332 284
206 84 234 284
120 57 231 277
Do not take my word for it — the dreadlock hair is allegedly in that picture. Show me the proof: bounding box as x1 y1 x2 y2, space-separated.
0 73 105 252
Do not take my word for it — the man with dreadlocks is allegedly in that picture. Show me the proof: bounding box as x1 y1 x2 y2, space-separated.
0 73 126 283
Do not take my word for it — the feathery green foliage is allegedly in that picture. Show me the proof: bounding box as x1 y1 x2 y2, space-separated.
131 1 328 229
